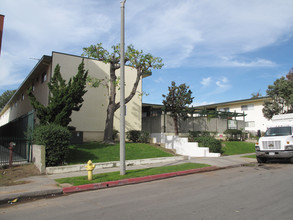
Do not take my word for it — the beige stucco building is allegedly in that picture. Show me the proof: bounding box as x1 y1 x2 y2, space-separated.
195 97 272 134
0 52 143 142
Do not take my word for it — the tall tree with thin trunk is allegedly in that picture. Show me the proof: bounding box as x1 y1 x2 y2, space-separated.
162 81 194 135
82 43 163 144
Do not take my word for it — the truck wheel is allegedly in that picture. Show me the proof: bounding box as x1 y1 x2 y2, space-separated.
290 157 293 164
257 157 266 163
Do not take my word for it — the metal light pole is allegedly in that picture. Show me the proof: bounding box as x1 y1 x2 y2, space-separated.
120 0 126 175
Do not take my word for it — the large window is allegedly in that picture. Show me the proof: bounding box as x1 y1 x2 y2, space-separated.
264 126 292 137
241 104 254 111
41 71 47 83
245 121 255 127
219 107 230 112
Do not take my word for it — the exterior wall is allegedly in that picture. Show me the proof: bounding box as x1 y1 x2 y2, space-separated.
52 52 142 141
0 62 51 127
216 99 270 133
142 114 245 134
32 144 46 174
0 52 142 142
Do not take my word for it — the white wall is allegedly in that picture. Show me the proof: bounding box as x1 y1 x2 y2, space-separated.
150 133 220 157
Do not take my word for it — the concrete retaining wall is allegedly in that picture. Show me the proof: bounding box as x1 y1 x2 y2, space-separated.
46 156 186 174
32 144 46 174
150 133 221 158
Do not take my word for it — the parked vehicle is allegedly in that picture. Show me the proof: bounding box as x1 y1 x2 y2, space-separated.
255 113 293 163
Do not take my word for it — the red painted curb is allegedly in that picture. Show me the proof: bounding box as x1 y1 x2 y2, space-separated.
62 166 220 194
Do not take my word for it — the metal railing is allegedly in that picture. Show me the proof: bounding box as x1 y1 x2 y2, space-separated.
0 138 32 166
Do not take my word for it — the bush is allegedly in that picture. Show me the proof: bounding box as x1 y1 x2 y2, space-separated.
224 129 243 141
126 130 150 143
188 131 216 141
33 124 71 166
138 131 150 143
112 129 119 141
191 136 222 153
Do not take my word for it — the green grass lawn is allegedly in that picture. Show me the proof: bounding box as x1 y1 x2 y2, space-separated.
242 154 256 159
56 162 210 186
222 141 256 156
67 142 174 165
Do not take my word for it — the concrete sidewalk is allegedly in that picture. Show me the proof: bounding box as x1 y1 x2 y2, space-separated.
0 154 256 205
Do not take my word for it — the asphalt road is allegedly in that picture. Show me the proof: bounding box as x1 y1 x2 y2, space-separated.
1 163 293 220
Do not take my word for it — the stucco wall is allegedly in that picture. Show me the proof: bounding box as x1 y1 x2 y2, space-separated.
0 65 51 126
32 144 46 174
216 99 270 133
52 52 142 141
143 114 245 134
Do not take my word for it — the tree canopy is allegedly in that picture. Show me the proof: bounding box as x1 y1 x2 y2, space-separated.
263 68 293 119
162 81 194 135
82 43 163 143
0 89 16 111
28 60 88 127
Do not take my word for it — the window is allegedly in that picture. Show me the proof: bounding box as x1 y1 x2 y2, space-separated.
41 71 47 83
219 107 230 112
264 126 292 137
245 121 255 127
241 104 254 111
32 83 35 91
228 120 237 129
21 93 24 101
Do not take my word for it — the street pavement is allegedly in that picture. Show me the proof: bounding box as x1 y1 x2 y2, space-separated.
0 154 256 205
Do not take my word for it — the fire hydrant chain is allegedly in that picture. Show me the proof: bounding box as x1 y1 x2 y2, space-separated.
85 160 96 181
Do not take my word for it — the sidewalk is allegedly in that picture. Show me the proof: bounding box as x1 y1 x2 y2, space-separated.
0 154 256 205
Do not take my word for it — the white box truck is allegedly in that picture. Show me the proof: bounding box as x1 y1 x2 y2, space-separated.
255 113 293 163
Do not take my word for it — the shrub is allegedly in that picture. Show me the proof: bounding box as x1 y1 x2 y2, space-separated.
126 130 150 143
112 129 119 141
138 131 150 143
224 129 243 141
33 123 71 166
188 131 216 141
191 136 222 153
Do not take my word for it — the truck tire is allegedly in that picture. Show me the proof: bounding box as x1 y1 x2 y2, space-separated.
290 157 293 164
257 157 266 163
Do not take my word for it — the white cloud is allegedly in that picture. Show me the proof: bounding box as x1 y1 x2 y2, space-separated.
216 77 230 89
1 0 293 92
219 56 276 67
201 77 212 87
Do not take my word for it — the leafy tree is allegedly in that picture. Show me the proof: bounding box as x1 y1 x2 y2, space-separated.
263 68 293 119
82 43 163 144
28 60 88 127
251 90 262 99
0 89 16 111
162 81 194 135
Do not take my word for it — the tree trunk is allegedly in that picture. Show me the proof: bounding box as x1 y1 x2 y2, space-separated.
173 115 179 136
103 66 117 144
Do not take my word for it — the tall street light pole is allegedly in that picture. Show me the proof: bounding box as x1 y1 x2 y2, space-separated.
120 0 126 175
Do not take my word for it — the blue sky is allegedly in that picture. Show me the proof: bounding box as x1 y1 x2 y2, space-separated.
1 0 293 106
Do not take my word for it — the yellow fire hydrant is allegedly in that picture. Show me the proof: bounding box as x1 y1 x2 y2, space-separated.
85 160 96 181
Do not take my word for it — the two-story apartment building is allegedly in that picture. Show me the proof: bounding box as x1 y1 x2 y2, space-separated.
195 96 272 135
0 52 143 142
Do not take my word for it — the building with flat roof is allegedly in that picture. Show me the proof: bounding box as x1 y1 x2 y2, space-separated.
0 52 144 142
194 96 272 134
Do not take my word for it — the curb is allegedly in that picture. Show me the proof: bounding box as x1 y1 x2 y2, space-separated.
62 166 221 194
0 189 63 206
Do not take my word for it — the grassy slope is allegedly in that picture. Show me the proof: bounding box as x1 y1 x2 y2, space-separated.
67 142 173 164
222 141 255 156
